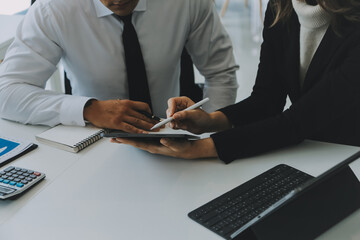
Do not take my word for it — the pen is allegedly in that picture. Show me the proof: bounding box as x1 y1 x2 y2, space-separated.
139 111 161 122
150 97 210 130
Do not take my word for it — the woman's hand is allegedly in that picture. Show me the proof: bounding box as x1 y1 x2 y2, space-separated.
167 97 232 134
112 137 218 159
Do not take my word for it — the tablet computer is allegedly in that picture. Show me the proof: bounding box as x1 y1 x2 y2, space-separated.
188 150 360 240
228 150 360 239
101 129 200 140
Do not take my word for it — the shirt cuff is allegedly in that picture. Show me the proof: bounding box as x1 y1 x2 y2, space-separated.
59 96 93 126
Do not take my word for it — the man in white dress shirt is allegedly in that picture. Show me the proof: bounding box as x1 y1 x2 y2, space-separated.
0 0 238 133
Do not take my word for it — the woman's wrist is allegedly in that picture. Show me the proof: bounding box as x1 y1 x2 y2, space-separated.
192 138 218 159
208 111 232 132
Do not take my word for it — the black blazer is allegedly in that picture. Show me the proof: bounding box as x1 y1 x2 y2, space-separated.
211 3 360 163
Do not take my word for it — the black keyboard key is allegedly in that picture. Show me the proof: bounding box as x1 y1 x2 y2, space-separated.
199 210 219 222
219 225 235 236
204 215 223 227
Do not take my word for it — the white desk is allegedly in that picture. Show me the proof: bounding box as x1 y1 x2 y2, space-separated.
0 118 360 240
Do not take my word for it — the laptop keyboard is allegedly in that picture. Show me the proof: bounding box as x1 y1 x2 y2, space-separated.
188 164 313 239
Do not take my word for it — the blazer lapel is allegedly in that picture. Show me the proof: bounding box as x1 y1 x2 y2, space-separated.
284 13 301 102
302 25 353 93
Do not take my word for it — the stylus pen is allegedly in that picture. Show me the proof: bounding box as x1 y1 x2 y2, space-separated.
150 97 210 130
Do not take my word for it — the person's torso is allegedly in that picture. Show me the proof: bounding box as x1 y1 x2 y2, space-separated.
41 0 197 116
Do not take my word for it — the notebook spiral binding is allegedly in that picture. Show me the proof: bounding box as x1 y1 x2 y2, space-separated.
73 129 105 151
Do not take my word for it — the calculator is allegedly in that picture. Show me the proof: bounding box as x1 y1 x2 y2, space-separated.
0 166 45 199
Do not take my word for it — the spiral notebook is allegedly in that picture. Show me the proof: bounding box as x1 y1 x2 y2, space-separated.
35 124 104 153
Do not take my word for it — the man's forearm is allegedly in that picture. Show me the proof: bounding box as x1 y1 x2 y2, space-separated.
0 82 90 126
202 75 238 112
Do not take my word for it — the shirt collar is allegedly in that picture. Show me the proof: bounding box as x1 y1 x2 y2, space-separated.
292 0 330 29
93 0 147 18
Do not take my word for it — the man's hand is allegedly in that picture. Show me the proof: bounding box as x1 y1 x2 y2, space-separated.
112 137 218 159
83 99 159 133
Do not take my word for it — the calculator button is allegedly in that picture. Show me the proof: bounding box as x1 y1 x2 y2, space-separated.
20 169 27 173
20 180 28 184
34 172 41 176
10 170 17 174
7 177 14 181
25 177 33 182
4 167 14 172
2 176 8 179
14 178 20 182
22 173 30 177
27 170 34 174
9 181 16 186
5 173 12 176
0 185 15 194
16 183 24 188
0 171 5 175
12 174 19 178
29 175 37 179
18 176 25 180
15 167 21 171
0 178 3 182
3 180 10 184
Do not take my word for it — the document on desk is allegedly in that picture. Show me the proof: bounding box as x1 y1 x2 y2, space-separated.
0 135 37 167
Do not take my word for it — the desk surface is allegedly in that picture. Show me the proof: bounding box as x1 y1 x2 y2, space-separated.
0 118 360 240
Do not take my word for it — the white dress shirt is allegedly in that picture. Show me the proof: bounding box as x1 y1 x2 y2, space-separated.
0 0 238 127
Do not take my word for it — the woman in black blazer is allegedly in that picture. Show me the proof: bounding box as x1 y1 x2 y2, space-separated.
115 0 360 164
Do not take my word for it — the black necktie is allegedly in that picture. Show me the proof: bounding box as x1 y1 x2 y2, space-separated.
116 14 152 110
